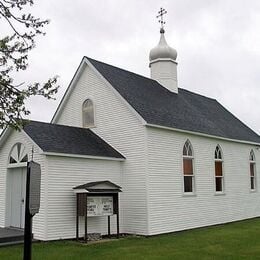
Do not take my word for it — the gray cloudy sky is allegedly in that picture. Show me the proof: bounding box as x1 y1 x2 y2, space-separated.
8 0 260 133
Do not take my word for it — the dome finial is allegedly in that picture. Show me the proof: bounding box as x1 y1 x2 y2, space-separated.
156 7 167 33
149 8 177 62
149 8 178 93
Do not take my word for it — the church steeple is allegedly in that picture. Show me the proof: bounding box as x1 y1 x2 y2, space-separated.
149 8 178 93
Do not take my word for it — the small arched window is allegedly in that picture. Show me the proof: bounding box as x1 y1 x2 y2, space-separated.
214 145 224 192
9 143 28 164
249 150 256 191
183 140 194 193
82 99 95 128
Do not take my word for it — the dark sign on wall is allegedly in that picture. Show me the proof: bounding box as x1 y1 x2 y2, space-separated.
28 161 41 215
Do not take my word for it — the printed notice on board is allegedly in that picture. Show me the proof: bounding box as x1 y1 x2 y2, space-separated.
87 197 98 216
101 197 113 215
87 197 113 216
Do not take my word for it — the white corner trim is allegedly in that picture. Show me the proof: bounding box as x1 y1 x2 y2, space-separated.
41 151 125 161
146 123 260 146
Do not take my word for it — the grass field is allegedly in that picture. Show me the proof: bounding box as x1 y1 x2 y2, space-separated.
1 218 260 259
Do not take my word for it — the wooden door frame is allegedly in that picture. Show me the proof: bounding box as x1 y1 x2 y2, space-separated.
5 166 27 229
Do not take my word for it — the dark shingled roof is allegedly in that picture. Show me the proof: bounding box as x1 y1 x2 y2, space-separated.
23 121 125 159
87 57 260 144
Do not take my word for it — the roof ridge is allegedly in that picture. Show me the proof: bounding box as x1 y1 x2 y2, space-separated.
86 56 219 101
85 56 158 83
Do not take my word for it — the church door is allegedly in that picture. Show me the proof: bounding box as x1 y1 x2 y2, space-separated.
9 167 27 228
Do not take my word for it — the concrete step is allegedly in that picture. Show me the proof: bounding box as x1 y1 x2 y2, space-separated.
0 228 24 246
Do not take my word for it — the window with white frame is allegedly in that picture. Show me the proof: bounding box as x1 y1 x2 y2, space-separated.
9 143 28 164
214 145 224 192
183 140 194 193
249 150 256 191
82 99 95 128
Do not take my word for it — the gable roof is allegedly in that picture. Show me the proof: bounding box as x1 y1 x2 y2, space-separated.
23 121 125 159
73 180 122 193
86 57 260 144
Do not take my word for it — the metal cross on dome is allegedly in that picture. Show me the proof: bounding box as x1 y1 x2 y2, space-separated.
156 7 167 33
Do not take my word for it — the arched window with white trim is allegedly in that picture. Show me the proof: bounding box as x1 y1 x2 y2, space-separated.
214 145 224 192
249 150 256 191
9 143 28 164
183 140 194 193
82 99 95 128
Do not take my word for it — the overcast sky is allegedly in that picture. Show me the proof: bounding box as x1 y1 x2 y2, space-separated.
6 0 260 134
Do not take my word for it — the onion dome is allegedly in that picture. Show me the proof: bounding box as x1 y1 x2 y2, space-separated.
149 29 177 62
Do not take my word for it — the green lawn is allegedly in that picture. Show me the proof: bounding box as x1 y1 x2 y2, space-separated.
1 218 260 259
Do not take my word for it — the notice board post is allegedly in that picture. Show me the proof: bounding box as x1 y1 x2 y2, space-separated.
73 181 122 242
23 161 41 260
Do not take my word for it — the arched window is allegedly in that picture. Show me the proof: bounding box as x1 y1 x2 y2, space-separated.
183 140 194 193
82 99 95 128
214 145 224 192
9 143 28 164
249 150 256 191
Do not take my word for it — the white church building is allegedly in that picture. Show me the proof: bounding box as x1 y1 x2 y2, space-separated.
0 19 260 241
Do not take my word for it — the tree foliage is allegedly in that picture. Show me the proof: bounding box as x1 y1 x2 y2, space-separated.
0 0 59 130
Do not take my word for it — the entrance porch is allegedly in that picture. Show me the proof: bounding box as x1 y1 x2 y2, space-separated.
0 227 24 246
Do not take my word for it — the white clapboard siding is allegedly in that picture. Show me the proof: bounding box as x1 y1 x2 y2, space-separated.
55 64 148 235
147 127 260 235
0 129 47 240
45 155 122 240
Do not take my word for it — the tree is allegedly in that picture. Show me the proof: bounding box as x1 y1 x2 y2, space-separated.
0 0 59 130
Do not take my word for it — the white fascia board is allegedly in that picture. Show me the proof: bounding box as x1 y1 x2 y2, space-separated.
149 57 178 66
73 189 89 194
83 57 147 126
0 127 44 154
51 58 87 123
7 162 27 169
42 151 125 161
51 57 147 126
146 123 260 146
84 191 119 194
0 127 12 147
22 130 44 154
